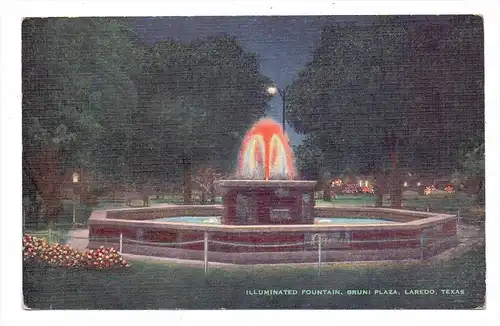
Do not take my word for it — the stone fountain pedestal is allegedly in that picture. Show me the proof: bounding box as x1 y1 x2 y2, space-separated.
217 180 317 225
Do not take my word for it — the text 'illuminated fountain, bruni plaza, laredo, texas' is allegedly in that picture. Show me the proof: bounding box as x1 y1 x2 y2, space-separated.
88 118 458 264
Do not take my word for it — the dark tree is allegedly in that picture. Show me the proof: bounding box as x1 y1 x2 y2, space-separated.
136 37 273 203
286 16 484 206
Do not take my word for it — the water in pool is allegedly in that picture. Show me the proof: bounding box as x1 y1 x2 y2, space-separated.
155 216 395 224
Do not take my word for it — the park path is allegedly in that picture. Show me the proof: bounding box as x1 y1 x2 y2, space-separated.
66 228 89 251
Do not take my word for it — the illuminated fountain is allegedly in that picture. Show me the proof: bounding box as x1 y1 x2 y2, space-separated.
217 118 317 225
88 118 458 263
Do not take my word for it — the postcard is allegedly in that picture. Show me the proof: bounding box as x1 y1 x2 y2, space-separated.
19 13 486 312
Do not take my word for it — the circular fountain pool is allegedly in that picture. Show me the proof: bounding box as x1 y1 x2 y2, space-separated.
156 216 396 225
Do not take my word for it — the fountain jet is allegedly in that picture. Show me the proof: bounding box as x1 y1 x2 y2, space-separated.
237 118 295 180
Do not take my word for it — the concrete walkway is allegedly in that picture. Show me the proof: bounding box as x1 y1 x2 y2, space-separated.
66 228 89 251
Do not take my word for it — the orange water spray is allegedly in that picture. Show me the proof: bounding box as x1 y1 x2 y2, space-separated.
237 118 295 180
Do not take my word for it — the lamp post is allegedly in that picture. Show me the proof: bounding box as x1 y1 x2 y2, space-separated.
72 171 79 225
267 85 286 133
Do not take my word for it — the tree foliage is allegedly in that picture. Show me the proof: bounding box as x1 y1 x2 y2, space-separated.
132 37 272 202
287 16 484 178
136 37 271 171
23 18 144 181
23 18 273 216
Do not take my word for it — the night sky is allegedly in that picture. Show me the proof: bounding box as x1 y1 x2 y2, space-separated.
131 16 460 146
132 16 378 145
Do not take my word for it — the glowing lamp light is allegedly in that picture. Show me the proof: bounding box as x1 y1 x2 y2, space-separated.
404 182 408 187
267 86 278 96
72 172 79 184
267 86 278 95
417 182 421 187
364 180 369 187
359 180 363 187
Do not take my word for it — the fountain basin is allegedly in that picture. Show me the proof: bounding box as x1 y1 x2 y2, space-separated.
154 216 397 224
88 205 458 264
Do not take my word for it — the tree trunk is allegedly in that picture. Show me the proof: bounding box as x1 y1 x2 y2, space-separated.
25 146 63 227
41 197 63 226
390 152 402 208
142 192 150 207
183 158 192 205
374 171 385 207
25 193 40 227
209 183 216 203
200 190 207 204
476 177 485 207
390 176 403 208
322 181 331 201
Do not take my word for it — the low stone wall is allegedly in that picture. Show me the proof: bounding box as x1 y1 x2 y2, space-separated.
314 206 433 222
88 237 457 264
105 205 223 221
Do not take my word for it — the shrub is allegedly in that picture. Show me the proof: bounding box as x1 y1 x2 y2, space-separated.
424 185 436 196
341 183 361 194
23 234 130 270
361 185 374 194
331 178 343 187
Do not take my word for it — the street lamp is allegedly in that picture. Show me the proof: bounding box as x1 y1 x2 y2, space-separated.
267 85 286 133
72 171 80 225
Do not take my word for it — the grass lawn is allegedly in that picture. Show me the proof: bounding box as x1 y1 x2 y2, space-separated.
316 194 379 206
22 229 69 245
317 192 481 216
24 201 96 230
95 192 479 217
23 245 485 309
400 192 477 214
150 195 223 205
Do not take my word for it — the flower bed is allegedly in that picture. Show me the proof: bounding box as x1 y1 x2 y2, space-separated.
340 183 373 195
444 185 455 193
341 183 361 194
424 185 437 196
361 185 374 194
23 234 130 270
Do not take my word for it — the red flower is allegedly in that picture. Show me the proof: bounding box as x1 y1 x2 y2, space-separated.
23 234 130 270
